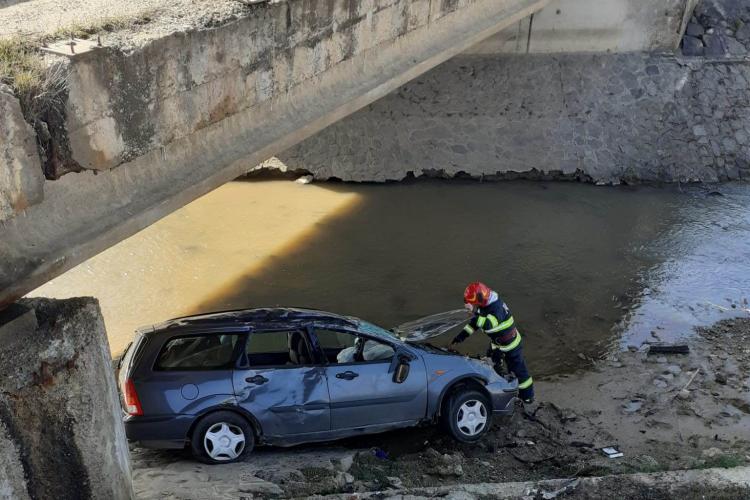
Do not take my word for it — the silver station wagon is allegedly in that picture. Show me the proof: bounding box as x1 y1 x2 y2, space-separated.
118 308 518 463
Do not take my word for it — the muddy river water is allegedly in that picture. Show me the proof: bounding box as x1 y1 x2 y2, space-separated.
30 179 750 376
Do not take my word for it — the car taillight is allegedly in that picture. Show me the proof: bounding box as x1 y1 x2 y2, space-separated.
122 379 143 416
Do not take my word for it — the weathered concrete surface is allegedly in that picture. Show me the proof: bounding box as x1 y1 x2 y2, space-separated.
0 0 550 307
469 0 699 54
0 85 44 223
0 418 31 500
0 298 132 500
279 53 750 184
305 466 750 499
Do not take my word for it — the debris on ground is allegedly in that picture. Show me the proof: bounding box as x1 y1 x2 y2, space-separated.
647 343 690 355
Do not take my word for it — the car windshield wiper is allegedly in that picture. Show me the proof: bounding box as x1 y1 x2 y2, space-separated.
412 342 455 355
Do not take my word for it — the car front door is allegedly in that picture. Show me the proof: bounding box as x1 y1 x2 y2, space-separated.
232 329 330 438
314 327 428 430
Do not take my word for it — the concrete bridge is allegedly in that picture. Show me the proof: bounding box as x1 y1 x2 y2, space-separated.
0 0 705 307
0 0 553 309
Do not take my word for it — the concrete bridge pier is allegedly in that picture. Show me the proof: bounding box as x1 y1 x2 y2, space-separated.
0 298 132 500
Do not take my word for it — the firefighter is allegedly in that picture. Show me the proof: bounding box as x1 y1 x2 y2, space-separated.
450 282 534 403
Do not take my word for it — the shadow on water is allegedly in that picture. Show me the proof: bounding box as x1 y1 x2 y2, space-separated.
189 179 688 376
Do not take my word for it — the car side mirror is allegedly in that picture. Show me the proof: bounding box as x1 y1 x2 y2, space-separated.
393 360 410 384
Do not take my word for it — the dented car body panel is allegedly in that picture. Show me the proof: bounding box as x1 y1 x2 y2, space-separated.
120 308 517 450
233 365 331 437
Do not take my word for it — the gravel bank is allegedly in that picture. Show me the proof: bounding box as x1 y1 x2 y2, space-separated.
0 0 251 46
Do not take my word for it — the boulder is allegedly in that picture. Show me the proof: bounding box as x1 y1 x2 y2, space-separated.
682 36 705 56
686 23 705 37
703 34 728 56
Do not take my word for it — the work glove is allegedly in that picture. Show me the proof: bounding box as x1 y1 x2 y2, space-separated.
452 331 470 345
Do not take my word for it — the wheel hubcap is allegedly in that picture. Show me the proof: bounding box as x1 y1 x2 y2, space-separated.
204 422 245 461
456 400 487 436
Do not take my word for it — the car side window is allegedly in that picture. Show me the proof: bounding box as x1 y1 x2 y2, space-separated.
315 329 395 364
246 329 314 367
155 334 241 371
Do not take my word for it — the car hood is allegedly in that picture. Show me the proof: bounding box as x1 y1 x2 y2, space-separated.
393 309 470 342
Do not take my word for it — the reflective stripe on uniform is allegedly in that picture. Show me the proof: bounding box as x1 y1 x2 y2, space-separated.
490 332 522 352
487 314 500 329
518 377 534 389
463 324 475 335
486 316 514 333
476 316 487 328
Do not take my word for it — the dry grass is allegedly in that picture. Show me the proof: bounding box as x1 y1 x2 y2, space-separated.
0 38 44 100
0 13 153 121
48 14 151 42
0 37 68 124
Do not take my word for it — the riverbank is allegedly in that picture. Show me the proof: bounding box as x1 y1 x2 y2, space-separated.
131 317 750 499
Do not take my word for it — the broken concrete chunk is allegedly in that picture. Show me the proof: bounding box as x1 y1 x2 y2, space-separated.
0 85 45 223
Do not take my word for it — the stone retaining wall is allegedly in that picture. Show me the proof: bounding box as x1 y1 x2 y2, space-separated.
278 52 750 184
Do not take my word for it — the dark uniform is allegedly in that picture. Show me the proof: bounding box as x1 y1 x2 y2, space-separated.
453 293 534 402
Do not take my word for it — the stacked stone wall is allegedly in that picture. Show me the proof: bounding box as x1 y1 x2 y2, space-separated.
279 53 750 184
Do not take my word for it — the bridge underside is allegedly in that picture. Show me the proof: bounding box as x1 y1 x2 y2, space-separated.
0 0 550 307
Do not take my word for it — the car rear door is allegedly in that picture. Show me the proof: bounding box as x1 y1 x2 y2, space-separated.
135 328 243 417
232 328 330 438
314 327 428 430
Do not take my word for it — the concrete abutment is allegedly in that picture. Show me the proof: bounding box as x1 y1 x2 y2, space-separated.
0 298 133 500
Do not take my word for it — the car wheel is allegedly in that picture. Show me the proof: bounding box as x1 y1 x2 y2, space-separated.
191 411 254 464
443 389 491 443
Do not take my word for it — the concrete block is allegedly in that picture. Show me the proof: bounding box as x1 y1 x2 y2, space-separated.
407 0 431 31
0 85 44 223
0 297 133 500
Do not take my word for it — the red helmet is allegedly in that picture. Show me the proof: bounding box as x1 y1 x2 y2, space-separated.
464 282 492 307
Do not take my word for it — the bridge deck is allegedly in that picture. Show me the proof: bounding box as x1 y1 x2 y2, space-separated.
1 0 244 43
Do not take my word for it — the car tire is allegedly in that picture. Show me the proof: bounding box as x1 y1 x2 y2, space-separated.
191 411 254 464
442 389 491 443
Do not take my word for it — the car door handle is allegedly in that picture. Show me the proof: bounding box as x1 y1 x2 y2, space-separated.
245 375 268 385
336 371 359 380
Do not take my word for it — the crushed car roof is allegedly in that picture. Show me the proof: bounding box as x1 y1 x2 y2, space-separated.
140 307 365 334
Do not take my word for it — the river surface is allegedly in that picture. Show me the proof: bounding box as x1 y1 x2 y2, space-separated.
30 179 750 376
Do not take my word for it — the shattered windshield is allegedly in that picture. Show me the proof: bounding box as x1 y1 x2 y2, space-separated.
356 320 400 341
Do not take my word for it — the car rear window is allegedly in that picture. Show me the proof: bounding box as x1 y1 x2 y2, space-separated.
155 334 241 371
118 333 145 385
